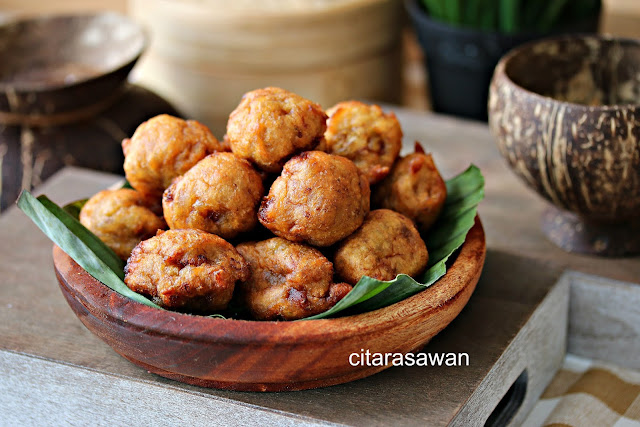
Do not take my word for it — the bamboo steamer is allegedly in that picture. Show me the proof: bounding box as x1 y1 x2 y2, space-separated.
128 0 403 136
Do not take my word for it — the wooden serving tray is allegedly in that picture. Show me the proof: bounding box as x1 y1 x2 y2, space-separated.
0 168 571 426
3 109 638 425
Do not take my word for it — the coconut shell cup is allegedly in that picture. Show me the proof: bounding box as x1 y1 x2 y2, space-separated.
0 13 146 122
489 35 640 256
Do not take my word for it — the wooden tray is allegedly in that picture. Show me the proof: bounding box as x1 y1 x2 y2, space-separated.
0 167 570 426
3 104 638 424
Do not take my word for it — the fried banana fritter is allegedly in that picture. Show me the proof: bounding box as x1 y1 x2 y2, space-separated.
323 101 402 184
334 209 428 284
124 229 249 312
79 188 166 261
123 114 226 202
226 87 327 173
373 145 447 233
162 152 264 239
258 151 370 247
236 238 352 320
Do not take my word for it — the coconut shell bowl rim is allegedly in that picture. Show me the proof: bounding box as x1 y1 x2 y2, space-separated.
0 12 147 92
52 218 486 392
495 34 640 111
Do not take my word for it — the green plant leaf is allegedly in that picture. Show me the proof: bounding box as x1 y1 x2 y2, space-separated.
499 0 518 33
537 0 570 31
17 191 161 309
62 199 87 220
418 0 597 32
18 165 483 320
304 165 484 320
479 1 498 31
208 314 227 319
420 0 446 21
442 0 461 24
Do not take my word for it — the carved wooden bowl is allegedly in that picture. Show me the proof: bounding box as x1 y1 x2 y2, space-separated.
0 13 146 121
53 219 485 392
489 35 640 256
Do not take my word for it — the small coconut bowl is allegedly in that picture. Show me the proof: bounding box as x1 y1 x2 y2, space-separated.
52 219 485 392
489 35 640 256
0 13 146 124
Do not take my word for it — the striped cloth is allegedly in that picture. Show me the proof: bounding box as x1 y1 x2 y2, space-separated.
523 354 640 427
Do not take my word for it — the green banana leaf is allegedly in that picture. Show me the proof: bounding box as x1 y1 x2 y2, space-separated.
305 165 484 319
17 191 161 309
18 164 483 320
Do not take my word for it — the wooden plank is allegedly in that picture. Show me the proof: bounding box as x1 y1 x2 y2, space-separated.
452 277 569 426
0 351 325 427
0 166 566 425
566 272 640 371
2 105 638 425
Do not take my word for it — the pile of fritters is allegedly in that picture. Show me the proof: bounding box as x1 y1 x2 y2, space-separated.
79 87 447 321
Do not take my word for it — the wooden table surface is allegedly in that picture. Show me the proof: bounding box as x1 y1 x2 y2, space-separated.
0 108 638 426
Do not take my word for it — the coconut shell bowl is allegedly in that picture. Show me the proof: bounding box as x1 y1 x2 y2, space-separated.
489 35 640 256
53 219 485 392
0 13 146 122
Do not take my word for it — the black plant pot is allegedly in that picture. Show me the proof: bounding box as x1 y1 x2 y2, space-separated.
405 0 600 121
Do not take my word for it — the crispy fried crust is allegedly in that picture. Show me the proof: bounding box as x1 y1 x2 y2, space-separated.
123 114 226 202
334 209 428 284
324 101 402 184
237 238 352 320
258 151 370 247
162 152 264 239
124 229 249 312
373 151 447 233
79 188 166 261
226 87 327 173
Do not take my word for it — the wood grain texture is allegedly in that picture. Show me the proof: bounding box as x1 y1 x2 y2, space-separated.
2 104 639 424
452 274 569 426
0 167 567 425
0 351 319 427
566 272 640 371
52 219 485 391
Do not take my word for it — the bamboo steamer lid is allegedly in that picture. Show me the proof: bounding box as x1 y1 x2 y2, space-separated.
128 0 402 135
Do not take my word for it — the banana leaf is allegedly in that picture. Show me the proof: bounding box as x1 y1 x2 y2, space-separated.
304 165 484 320
18 164 483 320
17 191 161 309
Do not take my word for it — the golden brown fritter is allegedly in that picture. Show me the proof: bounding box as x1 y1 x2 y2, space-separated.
258 151 370 247
236 238 352 320
123 114 226 202
79 188 166 261
226 87 327 173
124 229 249 312
324 101 402 184
373 145 447 233
334 209 428 284
162 152 264 240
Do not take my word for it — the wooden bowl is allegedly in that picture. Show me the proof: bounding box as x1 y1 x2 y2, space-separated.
53 219 485 392
0 13 146 122
488 35 640 256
